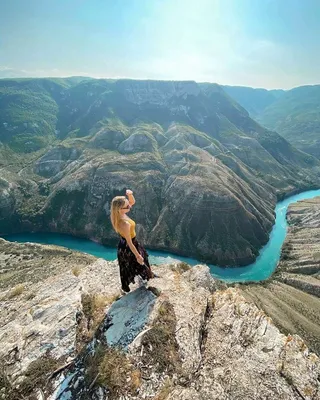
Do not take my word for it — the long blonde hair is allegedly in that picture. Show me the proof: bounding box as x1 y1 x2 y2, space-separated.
110 196 126 234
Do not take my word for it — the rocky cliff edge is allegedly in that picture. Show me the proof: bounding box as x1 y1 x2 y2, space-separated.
0 239 319 399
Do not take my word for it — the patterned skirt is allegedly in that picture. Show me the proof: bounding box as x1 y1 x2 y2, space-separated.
117 236 153 292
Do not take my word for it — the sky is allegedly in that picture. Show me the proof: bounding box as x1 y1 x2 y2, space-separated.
0 0 319 89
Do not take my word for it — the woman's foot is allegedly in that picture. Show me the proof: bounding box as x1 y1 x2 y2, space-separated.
121 284 130 294
136 275 147 287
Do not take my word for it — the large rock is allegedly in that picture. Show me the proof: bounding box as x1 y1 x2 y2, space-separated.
0 239 120 378
52 286 157 400
168 288 320 400
0 240 319 399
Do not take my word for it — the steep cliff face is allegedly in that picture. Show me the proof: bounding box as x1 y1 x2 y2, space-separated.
0 239 319 399
243 196 320 354
1 78 320 265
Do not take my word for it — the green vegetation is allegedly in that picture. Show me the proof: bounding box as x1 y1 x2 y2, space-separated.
92 116 130 137
221 84 320 159
0 354 60 400
170 262 191 274
8 283 25 298
44 188 87 230
79 292 120 346
0 79 62 152
0 367 22 400
154 378 174 400
19 354 60 395
141 300 181 373
84 344 141 399
257 85 320 158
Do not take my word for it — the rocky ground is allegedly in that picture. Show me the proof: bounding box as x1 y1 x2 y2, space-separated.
243 196 320 355
0 238 319 399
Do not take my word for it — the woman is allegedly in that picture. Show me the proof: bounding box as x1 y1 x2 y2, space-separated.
110 189 154 293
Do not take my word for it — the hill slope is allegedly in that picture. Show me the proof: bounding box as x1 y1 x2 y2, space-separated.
256 85 320 158
222 84 320 159
222 85 284 117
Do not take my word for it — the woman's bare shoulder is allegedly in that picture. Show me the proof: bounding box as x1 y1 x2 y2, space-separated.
119 219 130 229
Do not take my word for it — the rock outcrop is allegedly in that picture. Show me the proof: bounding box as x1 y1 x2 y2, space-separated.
34 146 82 178
0 239 319 399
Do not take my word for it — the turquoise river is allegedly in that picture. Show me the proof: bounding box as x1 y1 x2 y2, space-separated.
3 189 320 283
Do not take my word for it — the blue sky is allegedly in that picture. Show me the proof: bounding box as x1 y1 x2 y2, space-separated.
0 0 319 89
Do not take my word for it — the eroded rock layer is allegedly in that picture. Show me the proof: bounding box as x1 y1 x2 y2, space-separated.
244 196 320 354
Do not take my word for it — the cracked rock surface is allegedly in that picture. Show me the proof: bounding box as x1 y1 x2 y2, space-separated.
0 239 319 399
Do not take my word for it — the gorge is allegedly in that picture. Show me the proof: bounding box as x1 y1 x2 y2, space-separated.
3 188 320 282
1 78 320 267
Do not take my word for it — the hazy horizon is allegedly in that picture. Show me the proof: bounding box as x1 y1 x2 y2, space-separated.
1 0 320 90
1 74 320 92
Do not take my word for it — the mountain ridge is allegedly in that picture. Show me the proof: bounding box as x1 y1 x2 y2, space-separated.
222 84 320 159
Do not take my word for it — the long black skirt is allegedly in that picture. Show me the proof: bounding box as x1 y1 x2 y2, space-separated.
117 236 153 292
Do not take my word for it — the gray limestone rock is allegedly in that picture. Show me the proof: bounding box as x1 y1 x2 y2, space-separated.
0 241 319 399
34 146 82 177
118 132 158 154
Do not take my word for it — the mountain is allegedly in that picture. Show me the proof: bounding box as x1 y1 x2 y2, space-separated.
0 77 94 152
256 85 320 158
1 238 319 399
1 78 320 266
222 85 284 118
223 84 320 159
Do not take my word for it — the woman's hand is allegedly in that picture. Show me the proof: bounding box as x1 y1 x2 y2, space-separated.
126 189 135 206
136 253 144 265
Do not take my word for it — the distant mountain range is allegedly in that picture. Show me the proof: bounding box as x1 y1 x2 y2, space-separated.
223 84 320 158
222 85 285 117
0 78 319 265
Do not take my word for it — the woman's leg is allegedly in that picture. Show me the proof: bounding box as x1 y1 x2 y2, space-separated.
134 239 154 279
117 239 132 292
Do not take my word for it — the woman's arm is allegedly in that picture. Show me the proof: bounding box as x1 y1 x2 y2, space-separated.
126 189 135 206
121 221 143 263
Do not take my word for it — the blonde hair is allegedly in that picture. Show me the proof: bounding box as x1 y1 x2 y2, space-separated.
110 196 126 234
